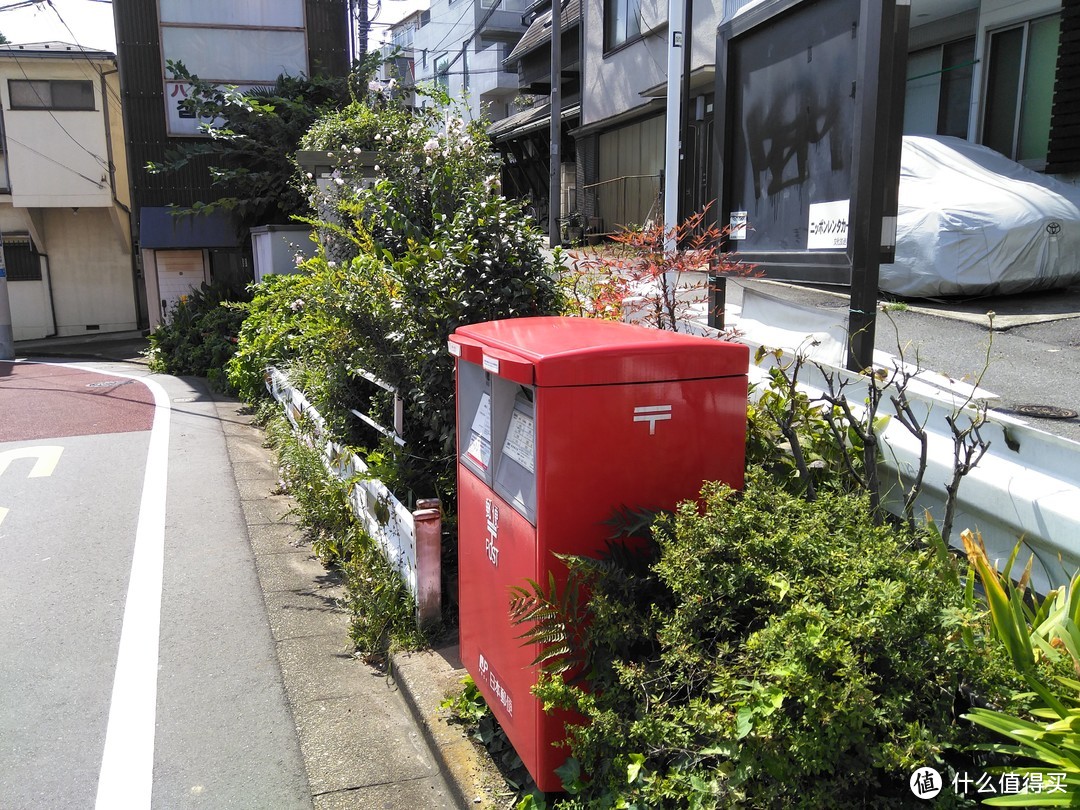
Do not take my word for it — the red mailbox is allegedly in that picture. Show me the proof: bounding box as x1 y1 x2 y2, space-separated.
450 316 748 791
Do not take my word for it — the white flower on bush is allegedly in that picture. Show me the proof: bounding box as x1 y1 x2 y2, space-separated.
423 137 439 153
289 298 305 312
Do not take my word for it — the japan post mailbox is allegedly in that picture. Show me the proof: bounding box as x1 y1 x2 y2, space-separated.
450 316 748 791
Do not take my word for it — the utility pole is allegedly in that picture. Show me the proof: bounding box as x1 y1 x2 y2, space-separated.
548 0 561 249
678 0 694 225
662 0 685 251
0 230 13 360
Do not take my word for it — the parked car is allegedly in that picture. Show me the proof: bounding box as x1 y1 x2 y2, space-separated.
880 135 1080 297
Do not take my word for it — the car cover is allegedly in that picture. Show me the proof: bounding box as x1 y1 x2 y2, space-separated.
880 135 1080 297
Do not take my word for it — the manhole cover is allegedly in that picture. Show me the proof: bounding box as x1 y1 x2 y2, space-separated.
1014 404 1078 419
86 380 132 388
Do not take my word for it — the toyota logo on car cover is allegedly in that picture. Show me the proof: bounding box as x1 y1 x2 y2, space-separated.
1047 221 1062 236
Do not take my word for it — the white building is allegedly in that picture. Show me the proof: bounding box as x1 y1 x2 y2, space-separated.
380 0 529 124
0 42 137 340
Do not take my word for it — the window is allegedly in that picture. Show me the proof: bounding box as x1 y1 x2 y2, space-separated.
904 38 975 139
3 237 41 282
604 0 641 51
982 14 1061 165
436 59 450 92
9 79 95 111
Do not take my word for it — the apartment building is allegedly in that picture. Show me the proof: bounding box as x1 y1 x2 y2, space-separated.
380 0 528 124
0 42 137 340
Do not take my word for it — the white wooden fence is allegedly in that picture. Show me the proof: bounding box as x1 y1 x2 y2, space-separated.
264 367 441 624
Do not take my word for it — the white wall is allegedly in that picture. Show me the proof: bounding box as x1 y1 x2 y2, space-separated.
0 56 114 209
0 207 51 340
43 207 137 336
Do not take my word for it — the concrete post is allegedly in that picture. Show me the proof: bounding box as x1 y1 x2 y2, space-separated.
413 498 442 627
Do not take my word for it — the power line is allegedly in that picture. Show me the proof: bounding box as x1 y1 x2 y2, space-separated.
6 47 111 171
5 133 107 187
44 0 125 109
0 1 44 11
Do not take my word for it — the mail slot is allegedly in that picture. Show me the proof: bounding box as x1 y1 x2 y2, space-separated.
450 316 748 791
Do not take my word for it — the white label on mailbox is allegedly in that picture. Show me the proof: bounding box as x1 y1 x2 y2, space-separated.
634 404 672 435
502 409 535 473
448 340 462 357
465 393 492 469
482 355 500 373
478 651 513 717
484 498 500 566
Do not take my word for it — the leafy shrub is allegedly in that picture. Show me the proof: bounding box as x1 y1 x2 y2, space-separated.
528 469 1024 809
264 409 423 656
962 531 1080 806
226 269 365 442
560 207 755 331
145 281 248 391
233 91 563 510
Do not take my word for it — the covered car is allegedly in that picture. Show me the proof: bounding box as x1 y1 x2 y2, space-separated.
880 135 1080 297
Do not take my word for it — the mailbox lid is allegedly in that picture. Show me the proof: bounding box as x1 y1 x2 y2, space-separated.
455 316 747 387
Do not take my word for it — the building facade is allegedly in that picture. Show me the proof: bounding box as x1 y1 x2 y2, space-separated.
0 42 137 340
380 0 529 125
112 0 350 328
498 0 1075 236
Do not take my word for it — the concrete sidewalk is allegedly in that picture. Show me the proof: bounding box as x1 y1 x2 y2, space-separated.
212 395 496 809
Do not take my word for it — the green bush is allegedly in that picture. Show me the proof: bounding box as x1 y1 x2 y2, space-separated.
231 91 562 509
529 469 1024 809
264 409 424 656
146 281 248 391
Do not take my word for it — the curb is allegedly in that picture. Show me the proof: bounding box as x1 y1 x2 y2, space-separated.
391 645 507 808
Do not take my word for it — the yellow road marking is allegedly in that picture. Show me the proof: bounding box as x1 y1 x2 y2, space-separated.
0 446 64 479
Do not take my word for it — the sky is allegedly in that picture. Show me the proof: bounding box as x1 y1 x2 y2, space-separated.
0 0 116 51
0 0 426 53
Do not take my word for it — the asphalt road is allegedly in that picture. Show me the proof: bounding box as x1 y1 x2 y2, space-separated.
727 278 1080 445
0 360 310 809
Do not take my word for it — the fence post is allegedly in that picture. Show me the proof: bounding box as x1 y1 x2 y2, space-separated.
413 498 442 627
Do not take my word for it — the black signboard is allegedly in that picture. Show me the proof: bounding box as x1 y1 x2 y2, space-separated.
714 0 909 370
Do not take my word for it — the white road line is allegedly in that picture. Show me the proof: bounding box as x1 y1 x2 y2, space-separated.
89 370 171 810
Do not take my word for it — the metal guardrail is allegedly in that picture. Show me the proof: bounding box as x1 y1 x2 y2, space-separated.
348 366 405 448
741 344 1080 596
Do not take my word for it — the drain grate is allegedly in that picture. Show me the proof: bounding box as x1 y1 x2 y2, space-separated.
1014 404 1078 419
86 380 133 389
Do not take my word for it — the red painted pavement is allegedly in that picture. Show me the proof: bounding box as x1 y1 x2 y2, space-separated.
0 362 156 442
